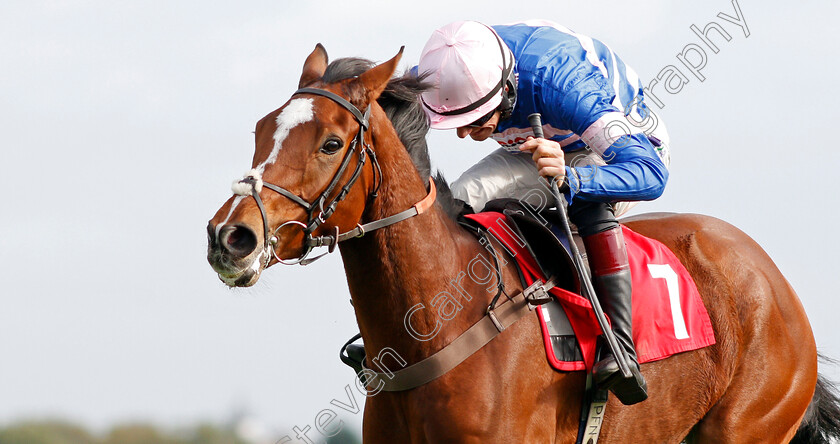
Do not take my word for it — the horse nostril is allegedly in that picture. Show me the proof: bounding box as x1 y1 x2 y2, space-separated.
219 225 258 258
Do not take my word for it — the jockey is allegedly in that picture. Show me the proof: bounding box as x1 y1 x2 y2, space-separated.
418 20 670 405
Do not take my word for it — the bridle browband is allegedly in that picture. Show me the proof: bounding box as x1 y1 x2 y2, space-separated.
232 86 436 266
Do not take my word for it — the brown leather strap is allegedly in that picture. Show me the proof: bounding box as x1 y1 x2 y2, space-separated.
365 281 547 392
306 179 438 249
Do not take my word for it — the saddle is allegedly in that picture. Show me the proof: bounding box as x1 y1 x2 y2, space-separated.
464 199 716 372
480 198 584 287
477 198 589 367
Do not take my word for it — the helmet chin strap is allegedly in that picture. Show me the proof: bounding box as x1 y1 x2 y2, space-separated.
493 27 517 121
498 76 518 121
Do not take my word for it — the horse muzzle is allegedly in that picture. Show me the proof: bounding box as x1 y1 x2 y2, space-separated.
207 222 266 287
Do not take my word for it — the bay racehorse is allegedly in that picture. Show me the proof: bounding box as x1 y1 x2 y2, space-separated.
206 45 840 443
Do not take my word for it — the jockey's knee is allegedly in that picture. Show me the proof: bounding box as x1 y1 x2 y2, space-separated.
568 201 618 237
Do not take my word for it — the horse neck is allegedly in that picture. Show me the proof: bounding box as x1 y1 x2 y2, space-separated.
338 111 493 362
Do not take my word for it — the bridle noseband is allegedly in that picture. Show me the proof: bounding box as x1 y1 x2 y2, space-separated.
231 87 436 266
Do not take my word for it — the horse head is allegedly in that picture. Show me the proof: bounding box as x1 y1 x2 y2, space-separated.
207 44 404 287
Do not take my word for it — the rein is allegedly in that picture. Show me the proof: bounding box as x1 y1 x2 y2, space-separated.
232 87 436 266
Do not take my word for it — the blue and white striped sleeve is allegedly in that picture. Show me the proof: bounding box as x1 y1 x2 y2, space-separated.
541 65 668 203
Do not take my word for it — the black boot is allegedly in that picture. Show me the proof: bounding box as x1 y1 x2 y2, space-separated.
584 227 648 405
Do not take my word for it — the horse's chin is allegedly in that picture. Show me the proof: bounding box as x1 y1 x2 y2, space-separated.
218 269 261 287
214 251 265 288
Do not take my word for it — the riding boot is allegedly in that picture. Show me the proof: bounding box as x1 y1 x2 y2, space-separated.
584 226 649 405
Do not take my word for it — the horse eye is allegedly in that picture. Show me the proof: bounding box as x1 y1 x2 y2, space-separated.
321 138 343 154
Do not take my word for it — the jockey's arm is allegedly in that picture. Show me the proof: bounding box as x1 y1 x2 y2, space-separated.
566 131 669 203
541 68 669 204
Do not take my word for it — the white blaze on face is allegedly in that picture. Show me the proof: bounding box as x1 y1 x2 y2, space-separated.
215 97 315 247
215 195 246 240
257 98 315 174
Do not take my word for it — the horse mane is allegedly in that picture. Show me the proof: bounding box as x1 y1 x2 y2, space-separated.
322 57 463 220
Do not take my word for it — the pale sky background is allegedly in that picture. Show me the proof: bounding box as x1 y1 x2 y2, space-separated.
1 0 838 439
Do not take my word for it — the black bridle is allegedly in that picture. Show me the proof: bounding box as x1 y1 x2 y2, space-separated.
232 86 434 266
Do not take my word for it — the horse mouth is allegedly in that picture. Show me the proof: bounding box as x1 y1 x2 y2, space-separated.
210 250 266 288
218 270 260 287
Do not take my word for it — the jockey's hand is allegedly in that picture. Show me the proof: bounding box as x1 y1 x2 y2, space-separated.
519 136 566 180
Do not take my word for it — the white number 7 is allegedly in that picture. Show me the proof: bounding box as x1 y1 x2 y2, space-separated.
647 264 690 340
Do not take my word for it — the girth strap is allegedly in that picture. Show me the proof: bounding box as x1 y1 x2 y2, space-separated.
364 277 554 392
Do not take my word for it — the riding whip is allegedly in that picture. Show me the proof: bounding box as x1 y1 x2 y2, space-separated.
527 112 633 379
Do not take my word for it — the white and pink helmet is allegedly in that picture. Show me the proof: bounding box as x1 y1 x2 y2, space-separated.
419 21 517 129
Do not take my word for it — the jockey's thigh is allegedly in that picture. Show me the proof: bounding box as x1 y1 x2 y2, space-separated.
450 132 671 216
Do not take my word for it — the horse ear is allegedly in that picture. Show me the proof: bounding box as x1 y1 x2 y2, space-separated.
299 43 329 88
356 46 404 102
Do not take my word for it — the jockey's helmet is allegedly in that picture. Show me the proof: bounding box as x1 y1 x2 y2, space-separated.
419 21 517 130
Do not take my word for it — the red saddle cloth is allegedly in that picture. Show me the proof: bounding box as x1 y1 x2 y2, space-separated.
465 212 716 372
